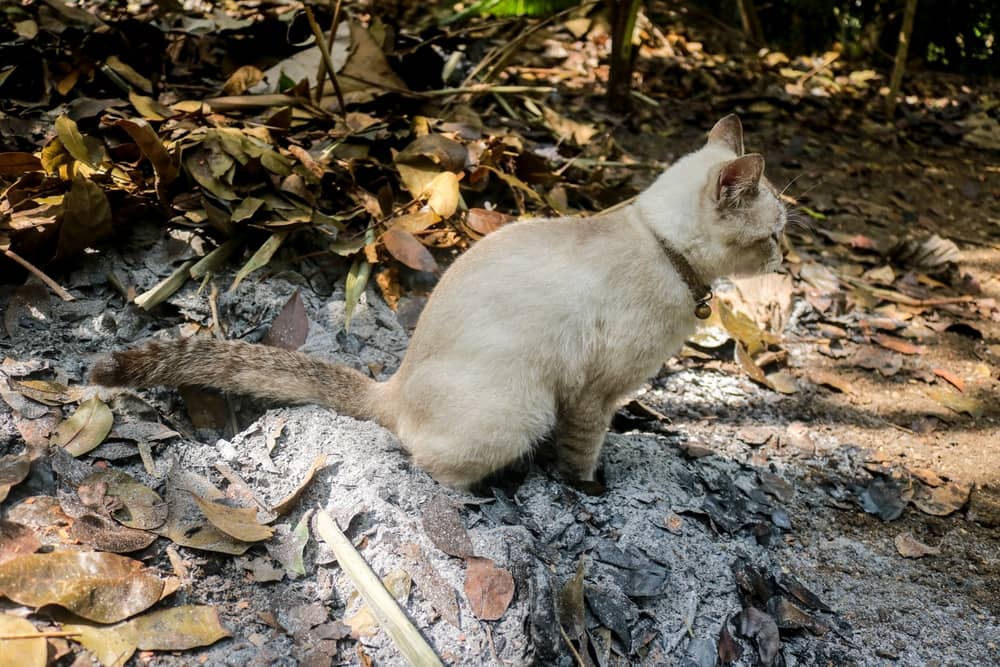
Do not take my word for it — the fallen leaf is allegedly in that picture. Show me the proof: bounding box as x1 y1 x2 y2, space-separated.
421 494 474 559
190 494 274 543
52 396 114 457
0 152 43 176
425 171 460 218
114 118 179 186
65 604 229 666
465 208 514 236
0 551 164 623
873 334 925 355
382 228 439 273
83 470 167 530
0 520 41 564
0 613 46 667
736 607 781 665
718 300 779 356
911 481 971 516
932 368 965 392
558 557 586 640
0 455 31 503
718 616 742 664
12 379 81 405
925 388 984 418
807 370 854 394
391 210 441 235
54 115 98 167
159 469 254 555
343 255 372 332
894 532 940 558
766 595 830 635
850 346 902 377
270 456 329 516
262 290 309 351
232 231 290 290
464 556 514 621
966 485 1000 527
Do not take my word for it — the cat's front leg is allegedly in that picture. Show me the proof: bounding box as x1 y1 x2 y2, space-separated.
554 398 616 493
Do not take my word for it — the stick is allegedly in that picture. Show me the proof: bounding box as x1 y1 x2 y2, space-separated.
0 631 81 639
304 6 346 114
885 0 919 117
559 625 587 667
3 248 75 301
314 510 444 667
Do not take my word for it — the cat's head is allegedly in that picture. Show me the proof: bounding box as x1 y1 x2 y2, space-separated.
697 114 787 276
642 115 787 279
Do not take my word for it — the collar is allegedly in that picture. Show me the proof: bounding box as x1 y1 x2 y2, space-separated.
657 239 713 319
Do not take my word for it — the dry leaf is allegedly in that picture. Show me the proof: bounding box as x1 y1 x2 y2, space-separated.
0 520 41 565
932 368 965 392
0 551 164 623
807 370 854 394
421 494 474 559
83 470 167 531
425 171 460 218
0 152 43 176
190 494 274 543
270 455 329 516
464 556 514 621
382 228 439 273
159 469 255 555
0 455 31 503
873 334 925 355
0 613 46 667
465 208 513 236
911 481 971 516
894 532 940 558
65 604 229 666
52 396 114 456
925 388 984 418
262 289 309 351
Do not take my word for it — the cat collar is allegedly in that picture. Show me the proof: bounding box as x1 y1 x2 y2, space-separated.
658 240 713 320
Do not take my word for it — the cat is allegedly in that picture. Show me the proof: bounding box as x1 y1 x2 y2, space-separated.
91 114 787 490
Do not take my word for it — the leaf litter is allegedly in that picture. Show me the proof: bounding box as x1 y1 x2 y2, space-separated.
1 0 999 664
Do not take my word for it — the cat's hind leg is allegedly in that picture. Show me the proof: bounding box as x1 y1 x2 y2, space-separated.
554 397 617 484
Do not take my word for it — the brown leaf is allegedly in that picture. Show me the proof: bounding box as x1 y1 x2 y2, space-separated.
389 211 441 235
84 470 167 531
894 532 940 558
190 494 274 543
55 175 113 262
114 118 179 186
421 494 473 559
0 613 47 667
382 228 439 273
160 469 254 555
558 558 586 640
11 379 82 405
52 396 114 456
464 556 514 621
64 604 230 666
0 520 41 565
395 134 467 172
873 334 925 355
850 346 902 377
0 455 31 503
719 300 779 356
718 616 742 664
932 368 965 392
68 512 157 554
0 152 43 176
911 481 971 516
465 208 514 237
270 455 329 517
262 289 309 351
223 65 265 95
807 370 854 394
0 551 164 623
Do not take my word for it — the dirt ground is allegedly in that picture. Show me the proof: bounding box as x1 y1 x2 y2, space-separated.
2 4 1000 666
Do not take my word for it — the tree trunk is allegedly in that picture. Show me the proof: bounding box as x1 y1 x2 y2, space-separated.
885 0 919 117
608 0 642 111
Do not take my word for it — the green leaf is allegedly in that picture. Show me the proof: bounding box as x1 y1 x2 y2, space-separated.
231 231 290 290
344 256 371 333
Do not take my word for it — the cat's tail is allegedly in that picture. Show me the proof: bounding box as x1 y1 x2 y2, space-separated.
90 337 385 424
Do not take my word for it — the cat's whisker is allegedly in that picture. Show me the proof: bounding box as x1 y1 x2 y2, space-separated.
780 172 807 197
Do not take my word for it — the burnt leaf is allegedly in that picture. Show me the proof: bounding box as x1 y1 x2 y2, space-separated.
736 606 781 666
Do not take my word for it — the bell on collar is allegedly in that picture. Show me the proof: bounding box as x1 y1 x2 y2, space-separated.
694 302 712 319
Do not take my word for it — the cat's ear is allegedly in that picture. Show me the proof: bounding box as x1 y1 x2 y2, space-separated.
716 153 764 205
707 114 744 155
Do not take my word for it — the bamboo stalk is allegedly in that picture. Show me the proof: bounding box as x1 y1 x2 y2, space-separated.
315 510 444 667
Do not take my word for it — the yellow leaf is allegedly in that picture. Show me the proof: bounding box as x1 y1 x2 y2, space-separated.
52 395 114 456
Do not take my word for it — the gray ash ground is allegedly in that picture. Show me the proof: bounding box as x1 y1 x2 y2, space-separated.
1 226 998 666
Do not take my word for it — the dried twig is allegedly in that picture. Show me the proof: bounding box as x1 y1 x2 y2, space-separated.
304 6 346 115
0 630 81 639
3 248 75 301
315 510 444 667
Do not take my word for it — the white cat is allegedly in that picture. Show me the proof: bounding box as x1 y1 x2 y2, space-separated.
92 114 787 490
